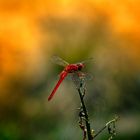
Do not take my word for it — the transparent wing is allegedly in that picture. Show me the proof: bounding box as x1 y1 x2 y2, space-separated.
71 72 92 89
51 55 69 67
77 57 94 64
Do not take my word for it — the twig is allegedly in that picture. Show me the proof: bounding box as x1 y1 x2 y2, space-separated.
79 115 87 140
93 116 119 139
77 85 93 140
76 74 119 140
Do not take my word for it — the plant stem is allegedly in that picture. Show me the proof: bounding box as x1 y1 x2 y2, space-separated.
93 116 119 139
78 88 93 140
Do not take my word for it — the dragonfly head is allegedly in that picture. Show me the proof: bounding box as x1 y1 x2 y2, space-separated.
77 63 84 70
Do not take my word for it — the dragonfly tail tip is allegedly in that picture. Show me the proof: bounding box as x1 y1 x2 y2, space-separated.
48 97 51 101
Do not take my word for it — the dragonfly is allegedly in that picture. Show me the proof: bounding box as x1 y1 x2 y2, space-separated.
48 56 92 101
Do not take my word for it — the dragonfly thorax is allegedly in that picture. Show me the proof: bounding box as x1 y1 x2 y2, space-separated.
64 63 84 73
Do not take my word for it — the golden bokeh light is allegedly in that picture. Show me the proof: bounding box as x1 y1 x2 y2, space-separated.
0 0 140 103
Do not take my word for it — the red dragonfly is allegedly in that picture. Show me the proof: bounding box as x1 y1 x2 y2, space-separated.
48 56 92 101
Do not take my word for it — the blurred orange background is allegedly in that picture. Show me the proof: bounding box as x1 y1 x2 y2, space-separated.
0 0 140 140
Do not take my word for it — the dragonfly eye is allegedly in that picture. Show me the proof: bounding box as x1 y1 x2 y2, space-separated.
78 67 82 71
77 63 84 70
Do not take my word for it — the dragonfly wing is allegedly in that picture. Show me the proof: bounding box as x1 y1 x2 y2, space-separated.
71 72 92 89
48 71 68 101
51 55 69 67
76 57 94 65
81 72 93 81
71 72 84 89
